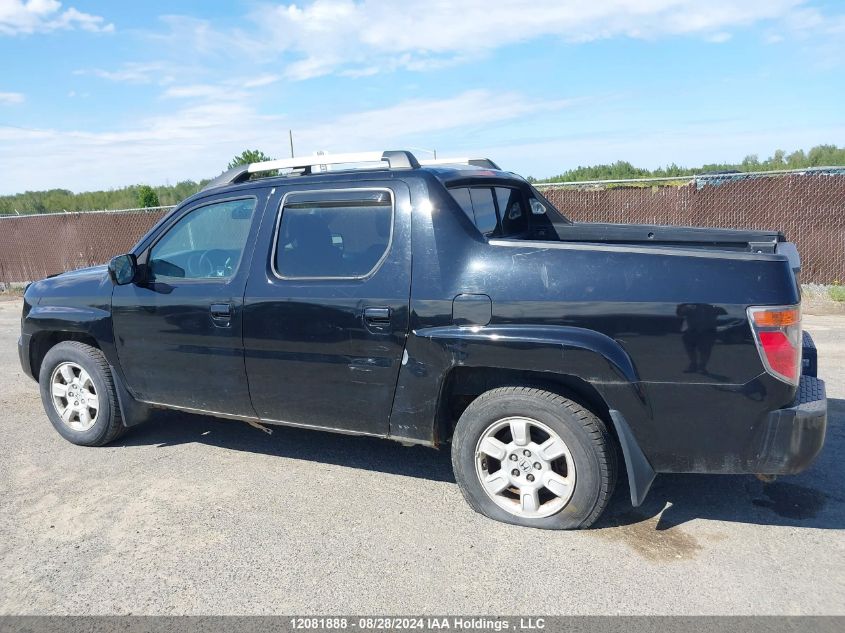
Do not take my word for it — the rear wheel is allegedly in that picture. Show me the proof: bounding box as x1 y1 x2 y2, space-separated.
38 341 125 446
451 387 616 529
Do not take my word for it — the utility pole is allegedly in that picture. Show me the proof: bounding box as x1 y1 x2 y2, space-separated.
289 130 295 158
409 146 437 160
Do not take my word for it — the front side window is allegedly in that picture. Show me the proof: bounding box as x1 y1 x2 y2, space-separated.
274 190 393 279
149 198 256 280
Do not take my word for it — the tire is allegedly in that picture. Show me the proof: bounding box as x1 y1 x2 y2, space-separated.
38 341 126 447
451 387 616 529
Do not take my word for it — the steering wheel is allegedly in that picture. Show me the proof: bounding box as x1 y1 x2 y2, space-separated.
185 251 209 277
198 249 234 278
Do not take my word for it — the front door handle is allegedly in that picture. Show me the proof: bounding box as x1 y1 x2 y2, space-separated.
364 306 391 323
210 302 233 325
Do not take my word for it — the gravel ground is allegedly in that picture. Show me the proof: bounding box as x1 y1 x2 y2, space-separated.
0 297 842 615
802 284 845 315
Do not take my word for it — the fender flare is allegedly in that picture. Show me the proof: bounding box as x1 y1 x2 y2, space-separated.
389 324 657 505
24 305 117 375
25 306 150 428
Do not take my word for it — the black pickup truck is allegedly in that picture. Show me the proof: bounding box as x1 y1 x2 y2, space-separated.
18 150 827 529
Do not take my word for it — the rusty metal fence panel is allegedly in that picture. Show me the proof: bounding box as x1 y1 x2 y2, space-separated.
536 169 845 284
0 207 171 284
0 169 843 285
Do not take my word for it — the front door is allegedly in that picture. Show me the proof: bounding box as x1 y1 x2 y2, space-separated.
112 193 266 416
243 183 412 435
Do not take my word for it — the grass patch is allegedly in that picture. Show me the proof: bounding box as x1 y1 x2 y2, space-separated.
829 285 845 302
0 286 25 297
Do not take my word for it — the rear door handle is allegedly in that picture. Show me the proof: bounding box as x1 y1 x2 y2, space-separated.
210 302 232 325
364 306 391 323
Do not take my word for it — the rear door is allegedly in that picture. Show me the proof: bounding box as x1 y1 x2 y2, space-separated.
243 182 412 435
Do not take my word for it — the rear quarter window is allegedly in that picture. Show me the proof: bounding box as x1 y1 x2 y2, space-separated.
449 185 528 238
494 187 528 236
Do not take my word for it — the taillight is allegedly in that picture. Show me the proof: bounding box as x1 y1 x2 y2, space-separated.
747 305 801 385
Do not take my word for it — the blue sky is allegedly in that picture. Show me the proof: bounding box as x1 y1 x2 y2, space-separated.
1 0 844 193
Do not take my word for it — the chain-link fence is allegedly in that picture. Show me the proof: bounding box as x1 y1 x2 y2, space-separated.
0 207 172 284
1 168 843 285
535 168 845 284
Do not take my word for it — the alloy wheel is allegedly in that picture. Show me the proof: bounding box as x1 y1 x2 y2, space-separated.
50 361 100 432
474 416 576 518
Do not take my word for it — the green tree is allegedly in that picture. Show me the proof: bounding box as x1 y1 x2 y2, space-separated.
0 180 206 215
770 149 786 168
3 144 845 214
786 150 807 169
807 144 845 166
228 149 275 170
538 144 845 183
136 185 160 208
741 154 760 170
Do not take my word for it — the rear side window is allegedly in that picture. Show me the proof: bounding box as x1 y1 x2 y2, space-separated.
449 186 528 237
274 189 393 279
468 188 498 235
451 187 475 224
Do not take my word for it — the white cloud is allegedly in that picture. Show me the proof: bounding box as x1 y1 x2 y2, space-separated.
241 0 805 79
1 83 841 195
75 62 168 84
242 74 281 88
110 1 843 84
146 14 255 59
161 84 237 100
762 5 845 61
161 74 280 99
705 32 732 43
0 89 573 193
297 90 576 150
0 91 24 104
0 0 113 35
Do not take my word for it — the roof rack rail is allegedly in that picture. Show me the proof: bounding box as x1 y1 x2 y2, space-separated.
419 157 501 170
203 150 421 191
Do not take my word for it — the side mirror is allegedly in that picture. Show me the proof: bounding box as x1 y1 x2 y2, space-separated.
108 254 137 285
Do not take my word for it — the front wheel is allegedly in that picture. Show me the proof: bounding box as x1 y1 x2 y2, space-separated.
451 387 616 529
38 341 126 447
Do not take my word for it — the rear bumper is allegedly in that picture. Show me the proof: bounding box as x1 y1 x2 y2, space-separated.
753 375 827 474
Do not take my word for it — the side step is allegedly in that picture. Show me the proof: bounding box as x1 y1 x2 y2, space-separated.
802 330 817 377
